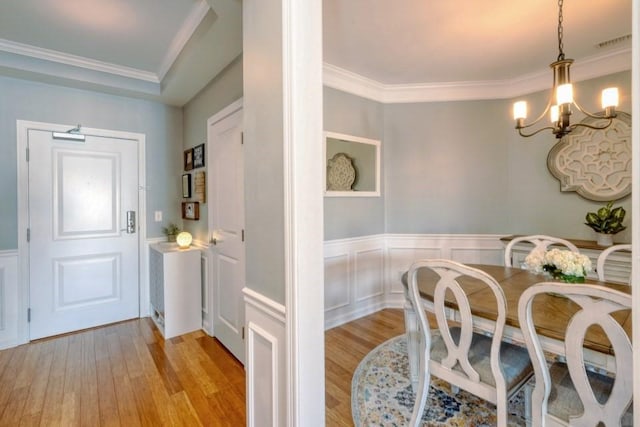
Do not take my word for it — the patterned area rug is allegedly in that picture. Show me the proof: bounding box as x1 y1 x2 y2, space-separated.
351 335 528 426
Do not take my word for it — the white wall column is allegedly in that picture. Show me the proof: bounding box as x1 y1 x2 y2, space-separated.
282 0 325 424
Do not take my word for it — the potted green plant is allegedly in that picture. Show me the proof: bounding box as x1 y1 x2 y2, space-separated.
162 223 181 242
584 201 626 247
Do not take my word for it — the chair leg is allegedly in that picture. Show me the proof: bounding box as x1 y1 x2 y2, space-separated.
409 375 429 427
524 383 533 427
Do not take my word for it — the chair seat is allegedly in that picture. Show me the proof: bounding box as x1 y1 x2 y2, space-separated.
430 327 533 391
546 362 633 425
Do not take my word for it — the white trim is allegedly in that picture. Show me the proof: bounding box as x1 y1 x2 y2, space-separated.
16 120 147 345
323 48 632 103
0 38 159 83
244 287 286 323
0 251 18 349
244 287 286 427
0 0 211 85
205 98 244 127
156 0 211 81
631 0 639 422
282 0 325 424
246 321 279 427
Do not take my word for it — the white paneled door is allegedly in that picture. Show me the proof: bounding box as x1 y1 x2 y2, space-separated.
208 105 245 363
27 129 139 340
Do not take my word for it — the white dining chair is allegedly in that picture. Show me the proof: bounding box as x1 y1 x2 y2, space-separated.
406 259 533 427
518 282 632 426
596 243 632 283
504 235 579 267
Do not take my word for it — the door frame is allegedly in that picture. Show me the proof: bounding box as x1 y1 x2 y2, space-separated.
16 120 147 344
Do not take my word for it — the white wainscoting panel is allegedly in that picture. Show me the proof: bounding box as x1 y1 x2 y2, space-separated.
354 248 385 302
0 251 19 349
324 234 506 330
324 253 350 311
244 287 286 427
324 235 386 329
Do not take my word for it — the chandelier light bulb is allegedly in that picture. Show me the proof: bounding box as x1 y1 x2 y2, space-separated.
556 84 573 105
550 105 559 123
601 87 619 108
513 101 527 120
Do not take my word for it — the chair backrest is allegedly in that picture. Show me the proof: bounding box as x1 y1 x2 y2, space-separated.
504 235 580 267
518 282 632 426
596 243 632 282
406 259 509 396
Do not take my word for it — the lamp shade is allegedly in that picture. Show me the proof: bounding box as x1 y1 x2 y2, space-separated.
176 231 193 249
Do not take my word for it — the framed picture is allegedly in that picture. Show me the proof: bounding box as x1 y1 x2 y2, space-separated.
184 148 194 171
182 202 200 220
182 173 191 198
193 143 205 168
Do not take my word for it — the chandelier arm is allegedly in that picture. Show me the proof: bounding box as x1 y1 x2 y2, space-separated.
571 99 614 120
517 126 557 138
517 95 554 130
569 119 614 132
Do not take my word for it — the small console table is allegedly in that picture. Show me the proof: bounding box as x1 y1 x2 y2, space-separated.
149 242 202 339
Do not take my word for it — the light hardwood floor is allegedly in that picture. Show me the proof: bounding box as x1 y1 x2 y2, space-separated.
0 309 406 426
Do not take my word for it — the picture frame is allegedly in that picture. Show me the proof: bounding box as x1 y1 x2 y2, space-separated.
184 148 194 171
182 173 191 198
193 143 205 168
181 201 200 220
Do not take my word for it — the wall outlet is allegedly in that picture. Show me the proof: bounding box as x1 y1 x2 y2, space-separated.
154 211 162 222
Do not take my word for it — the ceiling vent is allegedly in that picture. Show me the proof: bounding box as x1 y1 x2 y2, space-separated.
596 34 632 49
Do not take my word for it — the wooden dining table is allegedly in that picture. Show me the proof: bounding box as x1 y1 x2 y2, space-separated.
402 264 632 386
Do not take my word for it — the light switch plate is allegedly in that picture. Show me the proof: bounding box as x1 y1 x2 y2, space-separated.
154 211 162 222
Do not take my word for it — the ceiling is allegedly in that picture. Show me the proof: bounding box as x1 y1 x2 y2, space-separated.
0 0 632 106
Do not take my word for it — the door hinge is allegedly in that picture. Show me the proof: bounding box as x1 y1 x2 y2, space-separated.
27 308 31 322
242 229 245 242
242 326 245 340
26 147 29 162
241 132 244 145
26 228 30 242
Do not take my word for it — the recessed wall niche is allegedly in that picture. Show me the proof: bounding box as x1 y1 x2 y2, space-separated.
324 131 380 197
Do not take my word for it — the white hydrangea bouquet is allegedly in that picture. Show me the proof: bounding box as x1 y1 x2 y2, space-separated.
523 248 592 283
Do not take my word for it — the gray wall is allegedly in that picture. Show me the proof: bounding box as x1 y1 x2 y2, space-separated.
384 98 510 234
323 87 385 240
243 0 286 303
0 75 183 250
182 55 243 242
325 70 632 243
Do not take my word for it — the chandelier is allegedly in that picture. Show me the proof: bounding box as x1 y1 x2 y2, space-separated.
513 0 619 138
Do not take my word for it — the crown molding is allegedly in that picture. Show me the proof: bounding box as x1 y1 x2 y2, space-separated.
0 0 211 87
323 47 632 104
0 38 159 83
156 0 210 81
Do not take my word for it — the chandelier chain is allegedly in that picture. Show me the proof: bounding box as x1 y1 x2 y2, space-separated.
557 0 565 60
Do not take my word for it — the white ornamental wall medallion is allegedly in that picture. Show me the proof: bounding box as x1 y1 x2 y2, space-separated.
327 152 356 191
547 111 632 201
